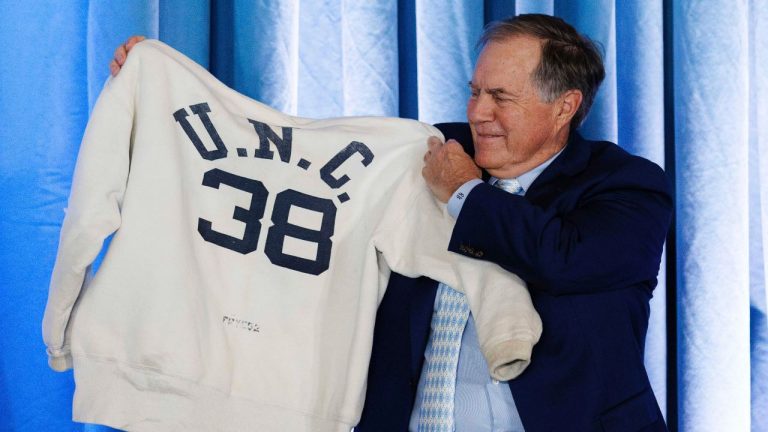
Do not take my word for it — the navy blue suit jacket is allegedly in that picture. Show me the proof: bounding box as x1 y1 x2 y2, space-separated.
356 123 672 432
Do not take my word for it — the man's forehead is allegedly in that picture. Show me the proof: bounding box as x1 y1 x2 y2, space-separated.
472 37 541 86
470 63 531 92
478 36 543 66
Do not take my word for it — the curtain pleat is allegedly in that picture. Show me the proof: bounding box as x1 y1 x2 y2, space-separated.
615 1 667 418
675 0 752 430
415 0 483 124
557 0 617 143
86 1 160 108
340 0 399 117
515 0 553 16
228 0 299 114
0 2 89 430
159 0 211 69
749 1 768 431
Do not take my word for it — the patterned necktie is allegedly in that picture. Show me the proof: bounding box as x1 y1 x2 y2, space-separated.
418 283 469 432
493 177 524 195
418 178 524 431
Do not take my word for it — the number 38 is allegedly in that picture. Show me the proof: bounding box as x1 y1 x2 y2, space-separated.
197 168 336 275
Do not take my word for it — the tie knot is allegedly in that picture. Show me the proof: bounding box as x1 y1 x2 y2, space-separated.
494 178 524 195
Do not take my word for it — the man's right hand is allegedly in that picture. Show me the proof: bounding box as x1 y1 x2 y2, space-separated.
422 136 482 203
109 36 146 77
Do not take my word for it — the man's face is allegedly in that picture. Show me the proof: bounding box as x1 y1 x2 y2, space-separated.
467 36 568 178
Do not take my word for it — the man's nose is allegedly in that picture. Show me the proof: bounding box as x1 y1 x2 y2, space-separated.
467 94 493 123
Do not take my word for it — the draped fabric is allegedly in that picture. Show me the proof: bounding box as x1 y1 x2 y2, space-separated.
674 1 767 430
0 1 765 430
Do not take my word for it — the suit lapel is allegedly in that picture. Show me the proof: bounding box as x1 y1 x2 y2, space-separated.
525 132 592 203
409 278 439 379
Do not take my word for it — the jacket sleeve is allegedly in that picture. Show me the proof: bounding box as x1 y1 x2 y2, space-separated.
450 157 673 296
373 161 542 380
41 58 137 371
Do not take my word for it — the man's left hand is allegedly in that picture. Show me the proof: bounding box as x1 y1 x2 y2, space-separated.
422 136 482 203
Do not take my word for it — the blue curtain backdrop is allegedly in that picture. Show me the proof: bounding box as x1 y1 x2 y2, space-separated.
0 1 765 430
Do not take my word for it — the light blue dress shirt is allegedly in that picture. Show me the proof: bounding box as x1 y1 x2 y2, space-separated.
410 149 563 432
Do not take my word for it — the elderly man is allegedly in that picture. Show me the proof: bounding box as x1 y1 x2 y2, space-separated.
110 13 671 432
356 14 671 432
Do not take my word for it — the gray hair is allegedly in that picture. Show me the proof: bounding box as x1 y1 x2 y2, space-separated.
478 14 605 128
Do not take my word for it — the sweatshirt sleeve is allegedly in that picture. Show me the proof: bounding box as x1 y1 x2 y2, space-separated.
41 62 136 371
373 162 542 380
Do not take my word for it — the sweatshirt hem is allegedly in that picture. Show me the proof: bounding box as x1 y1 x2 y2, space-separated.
72 356 352 432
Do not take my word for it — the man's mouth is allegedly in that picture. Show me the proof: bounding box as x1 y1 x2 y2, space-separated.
476 132 504 140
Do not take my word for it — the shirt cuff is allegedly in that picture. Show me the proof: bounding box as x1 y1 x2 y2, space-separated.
447 179 484 218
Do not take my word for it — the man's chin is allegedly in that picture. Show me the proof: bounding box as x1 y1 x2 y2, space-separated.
475 144 499 165
473 153 496 171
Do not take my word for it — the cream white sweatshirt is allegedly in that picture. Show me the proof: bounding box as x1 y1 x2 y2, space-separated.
42 40 541 432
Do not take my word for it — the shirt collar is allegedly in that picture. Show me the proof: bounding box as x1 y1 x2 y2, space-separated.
490 145 566 193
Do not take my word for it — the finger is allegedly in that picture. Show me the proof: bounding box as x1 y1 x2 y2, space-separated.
427 136 443 151
444 139 463 151
114 45 127 65
109 60 120 77
125 35 146 51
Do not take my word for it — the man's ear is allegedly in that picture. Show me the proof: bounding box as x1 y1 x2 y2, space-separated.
556 89 583 128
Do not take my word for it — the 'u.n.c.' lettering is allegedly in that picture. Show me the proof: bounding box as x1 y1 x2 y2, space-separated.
174 102 364 276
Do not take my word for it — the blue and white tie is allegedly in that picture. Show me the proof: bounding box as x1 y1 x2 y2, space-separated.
418 178 523 431
418 283 469 432
493 178 524 195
